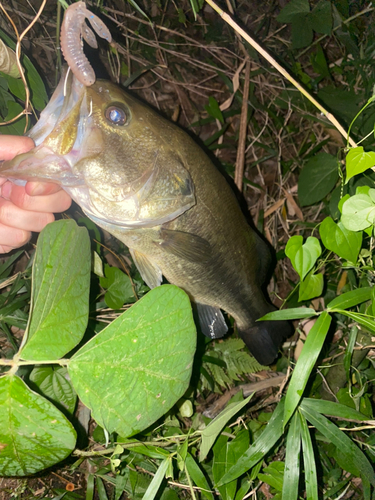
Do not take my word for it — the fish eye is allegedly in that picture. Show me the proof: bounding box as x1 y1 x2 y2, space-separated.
105 104 129 126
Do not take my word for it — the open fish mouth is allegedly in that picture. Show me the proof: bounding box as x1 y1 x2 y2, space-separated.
0 69 196 228
1 69 96 188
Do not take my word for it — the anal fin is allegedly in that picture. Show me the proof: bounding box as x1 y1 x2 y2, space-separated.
129 248 162 289
196 303 228 340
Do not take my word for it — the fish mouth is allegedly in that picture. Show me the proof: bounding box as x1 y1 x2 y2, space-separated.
0 69 196 228
0 68 98 188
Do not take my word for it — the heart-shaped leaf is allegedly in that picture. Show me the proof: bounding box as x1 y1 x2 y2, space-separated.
298 153 339 206
320 217 362 263
299 271 323 301
285 235 321 281
341 193 375 231
345 147 375 183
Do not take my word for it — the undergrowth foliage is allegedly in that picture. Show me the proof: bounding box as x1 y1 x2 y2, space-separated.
0 0 374 499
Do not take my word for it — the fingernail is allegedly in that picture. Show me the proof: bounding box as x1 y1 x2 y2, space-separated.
29 183 45 196
1 182 12 200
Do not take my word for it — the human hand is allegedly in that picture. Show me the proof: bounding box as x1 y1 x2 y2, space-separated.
0 135 72 254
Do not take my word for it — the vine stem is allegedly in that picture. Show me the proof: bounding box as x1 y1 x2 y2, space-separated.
0 358 68 367
204 0 357 148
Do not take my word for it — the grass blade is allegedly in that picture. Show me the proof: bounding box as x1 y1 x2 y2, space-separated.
282 412 301 500
299 411 318 500
284 312 331 426
143 458 170 500
300 404 375 487
217 398 285 486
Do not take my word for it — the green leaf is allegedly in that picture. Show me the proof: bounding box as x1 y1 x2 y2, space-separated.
298 153 339 206
282 413 301 500
341 192 375 231
234 479 251 500
319 217 362 263
285 235 321 281
298 271 323 301
338 193 350 214
0 374 76 476
143 458 170 500
96 477 109 500
291 14 313 49
218 399 285 486
199 394 252 462
311 44 330 79
205 96 224 124
20 220 91 361
3 74 26 102
0 30 48 111
310 1 332 35
284 312 331 426
345 147 375 183
1 101 26 135
300 404 375 486
29 366 77 414
185 453 214 500
336 310 375 333
344 326 357 381
100 265 135 309
298 411 318 500
259 307 318 321
213 428 250 500
68 285 196 437
326 287 372 311
301 398 369 421
277 0 310 23
258 462 284 491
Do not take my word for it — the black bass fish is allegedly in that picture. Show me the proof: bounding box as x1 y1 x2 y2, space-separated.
1 70 291 365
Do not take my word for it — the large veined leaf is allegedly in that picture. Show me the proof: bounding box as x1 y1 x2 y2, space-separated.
0 374 76 476
68 285 196 437
20 220 91 361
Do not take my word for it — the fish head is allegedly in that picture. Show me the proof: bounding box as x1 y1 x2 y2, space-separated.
0 69 195 228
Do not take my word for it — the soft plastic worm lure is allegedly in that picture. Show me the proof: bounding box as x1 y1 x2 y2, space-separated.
60 1 112 86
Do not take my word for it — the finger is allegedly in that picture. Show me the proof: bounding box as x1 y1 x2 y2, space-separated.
3 183 72 213
0 199 55 232
0 136 34 161
25 181 64 196
0 223 31 253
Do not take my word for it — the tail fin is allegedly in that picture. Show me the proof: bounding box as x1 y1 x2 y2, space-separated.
238 320 293 365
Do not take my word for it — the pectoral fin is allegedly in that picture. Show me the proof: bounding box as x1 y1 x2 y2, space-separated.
157 228 211 263
196 303 228 339
129 249 162 289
